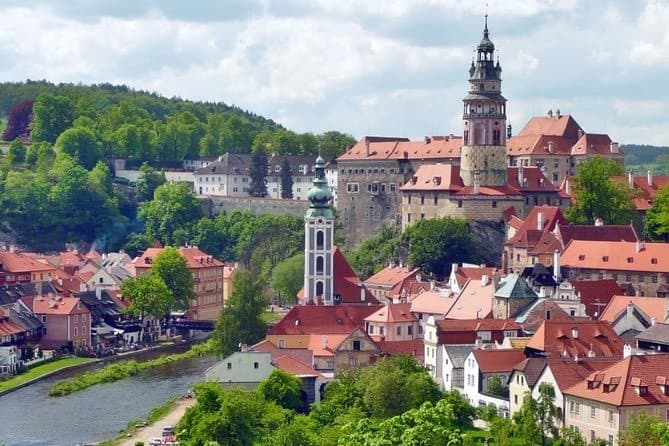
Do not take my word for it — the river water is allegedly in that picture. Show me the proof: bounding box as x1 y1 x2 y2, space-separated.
0 354 216 446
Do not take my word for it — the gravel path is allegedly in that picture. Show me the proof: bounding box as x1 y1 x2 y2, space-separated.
119 397 195 446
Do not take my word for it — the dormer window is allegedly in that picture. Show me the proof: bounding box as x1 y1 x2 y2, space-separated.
602 256 609 262
627 257 634 263
651 258 658 264
578 255 585 261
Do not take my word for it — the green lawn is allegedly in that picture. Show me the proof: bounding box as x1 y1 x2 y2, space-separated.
262 309 286 324
0 356 95 393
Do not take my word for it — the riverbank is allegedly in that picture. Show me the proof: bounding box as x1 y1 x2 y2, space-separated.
0 356 96 396
111 397 195 446
49 340 214 397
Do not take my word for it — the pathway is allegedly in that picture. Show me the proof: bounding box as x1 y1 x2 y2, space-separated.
119 397 196 446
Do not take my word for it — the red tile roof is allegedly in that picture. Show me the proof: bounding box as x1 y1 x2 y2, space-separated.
599 296 668 325
454 267 497 289
612 174 669 211
400 164 464 192
528 232 562 256
338 135 462 161
27 296 88 316
571 280 624 317
506 206 567 248
525 320 624 359
268 304 382 335
544 357 621 392
570 133 619 156
365 266 419 288
515 114 584 140
134 246 224 270
473 348 527 373
446 278 494 319
365 303 416 323
0 251 57 273
0 313 25 337
387 276 430 301
274 355 322 377
436 318 520 332
375 339 424 361
250 339 314 366
561 240 669 273
507 134 577 156
564 354 669 406
556 224 638 247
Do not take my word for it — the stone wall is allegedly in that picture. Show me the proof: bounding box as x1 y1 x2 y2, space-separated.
202 196 309 218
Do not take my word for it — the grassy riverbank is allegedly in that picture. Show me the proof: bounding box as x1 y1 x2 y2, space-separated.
49 341 214 397
0 357 95 394
99 397 179 446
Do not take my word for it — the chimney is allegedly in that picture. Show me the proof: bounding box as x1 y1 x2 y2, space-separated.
537 210 544 230
628 171 634 187
553 250 561 280
610 142 619 153
365 138 371 157
360 285 365 301
424 136 430 144
492 269 500 290
547 109 553 118
240 343 248 352
565 178 571 196
507 124 512 139
636 240 645 253
571 327 579 339
556 109 561 118
481 275 490 287
321 336 328 350
647 170 653 187
9 244 15 253
594 217 604 227
623 344 632 358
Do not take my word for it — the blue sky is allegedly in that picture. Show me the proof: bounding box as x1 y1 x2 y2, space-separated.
0 0 667 145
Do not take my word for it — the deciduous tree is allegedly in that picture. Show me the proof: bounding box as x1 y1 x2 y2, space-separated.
270 253 304 305
55 127 102 170
151 246 196 312
134 162 166 202
2 99 34 141
258 369 303 411
565 156 636 225
30 93 74 143
5 139 26 165
121 274 173 341
644 185 669 242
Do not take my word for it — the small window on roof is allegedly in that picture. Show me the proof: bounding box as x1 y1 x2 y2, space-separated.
651 258 658 264
627 257 633 263
578 255 585 261
602 256 609 262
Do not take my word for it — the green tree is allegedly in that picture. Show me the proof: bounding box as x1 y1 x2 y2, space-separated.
442 390 476 430
5 138 26 165
138 182 203 246
280 157 294 198
25 142 56 171
644 185 669 241
249 147 268 197
135 162 166 201
404 217 479 279
271 129 300 155
317 130 356 157
258 369 303 411
619 411 664 446
30 93 75 143
121 274 173 341
536 382 559 445
565 156 636 225
347 226 403 279
151 247 196 312
55 127 102 170
213 269 267 356
270 253 304 305
512 392 542 446
268 416 316 446
485 374 506 397
489 416 514 446
554 427 586 446
297 132 319 154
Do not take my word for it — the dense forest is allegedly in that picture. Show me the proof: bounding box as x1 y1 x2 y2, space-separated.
622 144 669 174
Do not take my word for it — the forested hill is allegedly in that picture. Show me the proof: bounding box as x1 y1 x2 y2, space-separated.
622 144 669 174
0 80 355 167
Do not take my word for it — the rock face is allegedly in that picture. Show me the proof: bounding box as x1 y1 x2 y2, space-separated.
470 219 505 267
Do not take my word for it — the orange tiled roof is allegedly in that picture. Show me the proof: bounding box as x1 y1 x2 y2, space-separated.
365 265 419 288
400 164 464 192
387 276 430 301
516 114 584 139
455 267 497 289
436 318 520 332
528 232 562 256
571 280 623 317
564 354 669 406
135 247 224 270
0 251 57 273
29 296 87 315
308 334 348 357
446 278 494 319
375 339 424 360
599 296 668 325
612 174 669 211
473 348 526 373
338 135 462 161
365 303 416 323
544 357 621 392
561 240 669 273
525 320 624 359
505 205 567 248
507 134 576 156
0 314 25 337
409 289 457 315
268 304 382 336
274 355 322 377
570 133 618 156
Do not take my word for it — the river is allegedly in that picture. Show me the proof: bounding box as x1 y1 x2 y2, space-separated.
0 354 216 446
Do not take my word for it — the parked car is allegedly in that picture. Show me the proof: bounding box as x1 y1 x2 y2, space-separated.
149 437 163 445
162 425 174 436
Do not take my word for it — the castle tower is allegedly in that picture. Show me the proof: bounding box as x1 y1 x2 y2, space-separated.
460 15 508 187
303 156 335 305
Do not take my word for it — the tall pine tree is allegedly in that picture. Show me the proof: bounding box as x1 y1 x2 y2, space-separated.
249 147 268 197
280 157 293 198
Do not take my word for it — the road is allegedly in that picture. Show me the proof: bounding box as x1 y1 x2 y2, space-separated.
119 397 195 446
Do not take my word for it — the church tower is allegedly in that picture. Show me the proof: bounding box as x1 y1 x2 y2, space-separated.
460 15 508 187
303 156 335 305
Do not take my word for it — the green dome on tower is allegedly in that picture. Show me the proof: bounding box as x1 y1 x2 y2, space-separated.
305 155 334 219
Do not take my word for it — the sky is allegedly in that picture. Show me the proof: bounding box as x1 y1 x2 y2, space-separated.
0 0 667 145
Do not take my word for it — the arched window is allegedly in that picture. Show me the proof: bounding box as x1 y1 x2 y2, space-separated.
316 281 324 296
316 230 324 250
316 256 324 274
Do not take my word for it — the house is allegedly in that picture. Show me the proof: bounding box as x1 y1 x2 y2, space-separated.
492 273 539 319
463 348 527 417
563 354 669 445
446 277 496 320
0 301 44 360
506 111 623 187
524 320 624 359
386 274 430 303
0 250 58 285
598 296 668 342
560 240 669 297
134 245 225 321
440 345 474 391
409 288 458 336
515 299 576 334
363 265 420 303
448 263 497 294
24 295 91 350
612 171 669 218
508 357 547 416
332 327 380 373
635 322 669 353
364 303 419 341
222 264 236 304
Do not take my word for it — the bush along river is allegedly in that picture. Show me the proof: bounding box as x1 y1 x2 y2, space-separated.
0 347 216 446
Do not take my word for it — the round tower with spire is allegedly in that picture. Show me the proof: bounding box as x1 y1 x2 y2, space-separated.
460 15 508 187
303 156 335 305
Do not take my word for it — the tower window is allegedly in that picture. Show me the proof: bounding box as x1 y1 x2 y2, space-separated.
316 281 324 297
316 230 324 250
316 256 324 274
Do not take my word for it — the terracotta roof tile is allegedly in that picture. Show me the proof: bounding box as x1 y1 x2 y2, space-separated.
375 339 424 361
516 114 584 139
545 357 620 392
0 251 57 273
365 266 419 288
556 224 638 247
134 247 224 270
274 355 322 377
561 240 669 273
250 339 314 366
268 304 382 336
564 354 669 406
27 296 88 316
436 318 520 332
612 174 669 211
473 348 526 373
572 280 624 317
338 135 462 162
409 289 457 315
365 303 417 323
400 164 464 192
506 205 567 248
446 278 494 319
525 320 624 359
387 277 430 301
